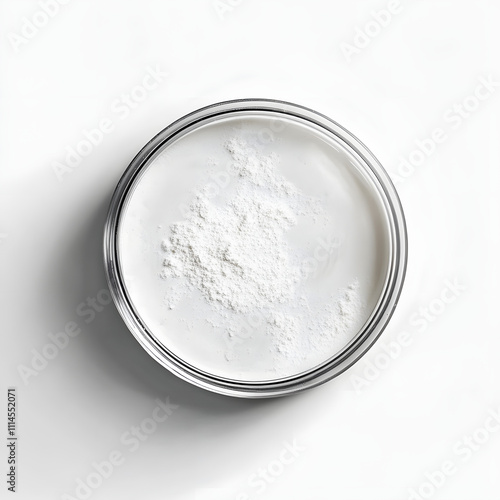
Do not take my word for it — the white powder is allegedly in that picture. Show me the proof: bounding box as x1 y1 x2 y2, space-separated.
159 137 363 370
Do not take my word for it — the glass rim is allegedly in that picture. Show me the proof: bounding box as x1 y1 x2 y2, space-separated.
103 98 408 398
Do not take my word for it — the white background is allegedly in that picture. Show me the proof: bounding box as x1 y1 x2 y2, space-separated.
1 1 499 499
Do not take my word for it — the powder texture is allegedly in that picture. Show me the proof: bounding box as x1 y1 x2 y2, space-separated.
161 138 303 311
160 137 362 370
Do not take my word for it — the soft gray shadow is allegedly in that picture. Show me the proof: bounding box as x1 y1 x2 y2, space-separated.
49 176 327 499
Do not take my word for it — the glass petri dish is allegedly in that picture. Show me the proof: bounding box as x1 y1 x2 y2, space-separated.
104 99 407 398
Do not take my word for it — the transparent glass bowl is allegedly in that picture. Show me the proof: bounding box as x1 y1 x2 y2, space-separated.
104 99 408 398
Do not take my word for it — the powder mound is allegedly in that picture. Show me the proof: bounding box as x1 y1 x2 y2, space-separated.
161 138 305 314
161 192 300 313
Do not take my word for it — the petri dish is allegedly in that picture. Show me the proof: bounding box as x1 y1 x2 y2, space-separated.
104 99 407 398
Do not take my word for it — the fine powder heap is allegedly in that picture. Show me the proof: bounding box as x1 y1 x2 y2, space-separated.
159 137 363 374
